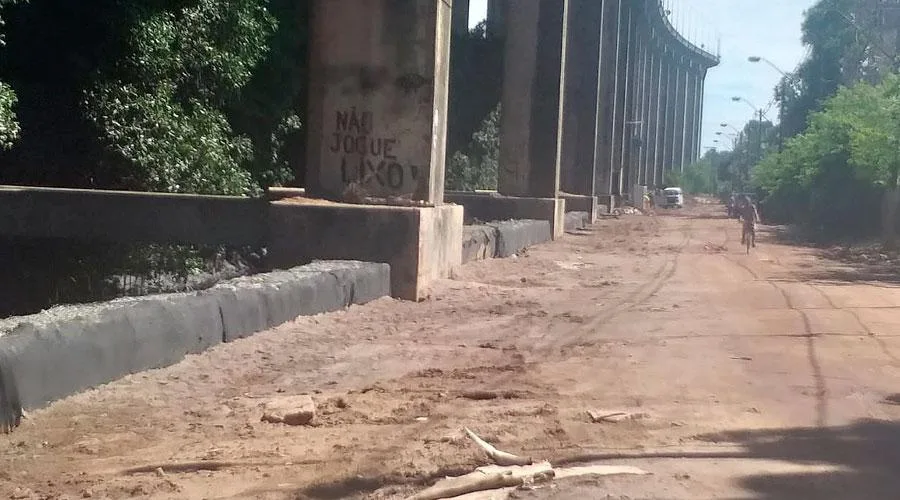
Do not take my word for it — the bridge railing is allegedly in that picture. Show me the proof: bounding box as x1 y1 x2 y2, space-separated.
657 0 721 64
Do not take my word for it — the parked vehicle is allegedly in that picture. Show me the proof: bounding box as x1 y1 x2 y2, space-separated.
663 187 684 208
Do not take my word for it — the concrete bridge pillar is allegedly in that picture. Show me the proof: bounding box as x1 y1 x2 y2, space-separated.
447 0 567 238
663 56 678 183
452 0 470 37
610 0 629 199
306 0 452 204
682 63 699 168
695 69 708 164
497 0 566 197
654 53 671 186
558 0 603 220
672 57 687 173
636 30 652 187
593 0 621 208
486 0 507 38
288 0 463 301
645 44 662 188
619 3 640 202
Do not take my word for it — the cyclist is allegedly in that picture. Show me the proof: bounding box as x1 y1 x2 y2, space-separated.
738 195 760 249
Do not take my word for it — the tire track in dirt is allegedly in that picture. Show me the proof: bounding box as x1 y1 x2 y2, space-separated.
539 218 695 356
744 249 900 366
715 220 832 428
767 279 829 427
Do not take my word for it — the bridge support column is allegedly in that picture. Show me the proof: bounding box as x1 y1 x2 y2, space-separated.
559 0 603 221
663 56 678 184
696 69 708 163
682 64 699 168
452 0 470 37
619 3 639 204
673 57 687 173
646 45 662 188
609 0 629 202
279 0 463 301
448 0 568 238
307 0 451 204
593 0 620 211
636 25 652 188
654 54 670 186
486 0 507 38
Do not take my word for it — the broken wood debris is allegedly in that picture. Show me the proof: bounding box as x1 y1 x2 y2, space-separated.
587 409 650 423
403 428 650 500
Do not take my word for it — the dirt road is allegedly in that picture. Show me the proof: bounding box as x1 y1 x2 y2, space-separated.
3 201 900 500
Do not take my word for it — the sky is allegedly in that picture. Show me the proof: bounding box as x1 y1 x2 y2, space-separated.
467 0 817 154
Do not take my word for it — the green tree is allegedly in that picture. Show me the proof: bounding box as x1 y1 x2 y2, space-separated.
823 75 900 245
446 104 500 191
85 0 276 196
752 76 899 241
0 0 20 150
779 0 899 140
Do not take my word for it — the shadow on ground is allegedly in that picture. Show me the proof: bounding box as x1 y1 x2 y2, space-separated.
247 419 900 499
695 419 900 500
550 418 900 500
760 226 900 285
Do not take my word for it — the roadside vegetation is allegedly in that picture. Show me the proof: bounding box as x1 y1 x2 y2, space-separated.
707 0 900 245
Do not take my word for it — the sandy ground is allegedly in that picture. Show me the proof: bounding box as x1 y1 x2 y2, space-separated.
3 200 900 500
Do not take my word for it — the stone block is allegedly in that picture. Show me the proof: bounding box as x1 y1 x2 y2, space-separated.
261 395 316 426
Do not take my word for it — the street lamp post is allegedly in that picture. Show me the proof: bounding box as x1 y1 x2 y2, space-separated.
731 96 766 191
720 123 744 149
747 56 788 77
716 130 738 149
748 56 791 150
719 122 741 134
731 96 765 161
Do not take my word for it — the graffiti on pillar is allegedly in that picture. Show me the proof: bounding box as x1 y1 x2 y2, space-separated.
328 107 420 190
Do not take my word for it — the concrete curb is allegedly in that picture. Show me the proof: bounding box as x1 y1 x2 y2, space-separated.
0 261 390 412
462 219 552 263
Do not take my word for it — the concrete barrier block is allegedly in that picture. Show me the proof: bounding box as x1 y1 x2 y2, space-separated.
490 220 552 258
309 260 391 306
0 347 23 432
0 315 131 409
207 285 269 342
462 225 499 263
123 298 223 369
160 293 224 354
0 261 391 413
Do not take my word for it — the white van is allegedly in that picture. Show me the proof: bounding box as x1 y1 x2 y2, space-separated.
663 187 684 208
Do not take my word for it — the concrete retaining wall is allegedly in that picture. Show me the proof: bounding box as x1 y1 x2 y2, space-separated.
0 261 389 412
0 185 267 246
462 219 552 263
